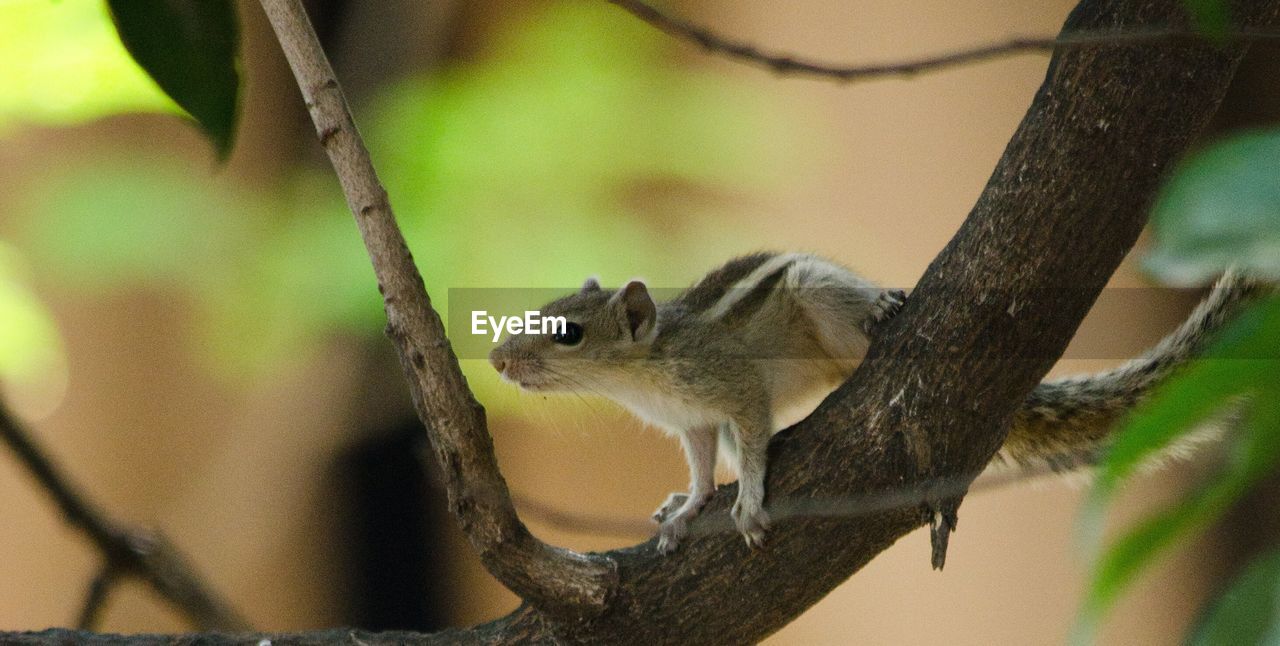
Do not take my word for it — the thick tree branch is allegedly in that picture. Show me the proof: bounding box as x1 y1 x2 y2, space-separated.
256 0 616 618
0 400 248 631
608 0 1280 82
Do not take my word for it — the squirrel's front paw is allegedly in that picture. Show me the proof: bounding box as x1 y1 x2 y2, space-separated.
864 289 907 334
731 498 771 549
652 492 689 524
654 491 711 553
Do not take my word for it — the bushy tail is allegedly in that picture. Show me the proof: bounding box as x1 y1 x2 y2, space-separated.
997 272 1262 472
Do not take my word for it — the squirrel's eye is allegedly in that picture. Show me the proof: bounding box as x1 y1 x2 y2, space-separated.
552 322 584 346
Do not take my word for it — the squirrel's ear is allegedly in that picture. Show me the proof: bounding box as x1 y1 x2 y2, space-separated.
581 276 601 293
613 280 656 341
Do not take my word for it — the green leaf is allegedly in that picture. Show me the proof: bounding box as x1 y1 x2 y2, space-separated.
1190 549 1280 646
1184 0 1230 42
0 1 181 135
106 0 240 159
1083 457 1249 628
1078 382 1280 640
1078 297 1280 640
1145 129 1280 285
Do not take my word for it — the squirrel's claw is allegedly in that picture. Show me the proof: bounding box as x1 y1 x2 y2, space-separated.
655 491 712 554
652 492 689 524
864 289 907 334
732 499 771 550
657 516 688 554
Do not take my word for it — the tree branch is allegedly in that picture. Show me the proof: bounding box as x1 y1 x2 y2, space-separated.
0 400 248 631
256 0 617 618
6 0 1276 642
75 566 119 630
607 0 1280 82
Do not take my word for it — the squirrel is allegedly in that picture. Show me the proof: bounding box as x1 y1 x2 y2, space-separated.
487 251 1256 553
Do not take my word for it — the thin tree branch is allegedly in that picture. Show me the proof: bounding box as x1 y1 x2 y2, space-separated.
607 0 1280 82
0 400 249 631
76 566 119 630
256 0 616 618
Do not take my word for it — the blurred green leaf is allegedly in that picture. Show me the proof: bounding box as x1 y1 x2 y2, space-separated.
106 0 240 158
0 243 64 387
1077 296 1280 639
1183 0 1230 41
1190 549 1280 646
19 159 262 290
367 1 805 291
0 1 178 133
1079 378 1280 639
1083 446 1253 630
1145 129 1280 285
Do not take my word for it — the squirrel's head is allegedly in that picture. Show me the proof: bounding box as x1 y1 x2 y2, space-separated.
488 277 657 392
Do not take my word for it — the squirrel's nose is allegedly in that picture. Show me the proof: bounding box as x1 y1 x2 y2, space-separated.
489 351 507 375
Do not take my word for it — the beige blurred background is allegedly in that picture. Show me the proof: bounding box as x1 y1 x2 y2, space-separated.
1 0 1276 643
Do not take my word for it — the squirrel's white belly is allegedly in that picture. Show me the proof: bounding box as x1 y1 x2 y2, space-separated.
600 360 853 436
759 358 857 431
606 383 727 435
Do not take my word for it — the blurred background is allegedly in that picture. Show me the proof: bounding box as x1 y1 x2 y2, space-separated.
1 0 1278 643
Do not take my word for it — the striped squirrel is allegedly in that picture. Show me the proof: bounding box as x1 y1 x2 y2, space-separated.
488 252 1255 553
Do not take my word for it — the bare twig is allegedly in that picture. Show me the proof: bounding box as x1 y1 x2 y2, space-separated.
607 0 1280 82
0 400 249 631
75 566 119 630
256 0 616 618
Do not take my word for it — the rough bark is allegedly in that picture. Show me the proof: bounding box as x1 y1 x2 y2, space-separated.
5 0 1278 643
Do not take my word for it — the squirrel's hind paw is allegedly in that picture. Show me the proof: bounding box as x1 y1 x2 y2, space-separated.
731 499 771 549
657 516 688 554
